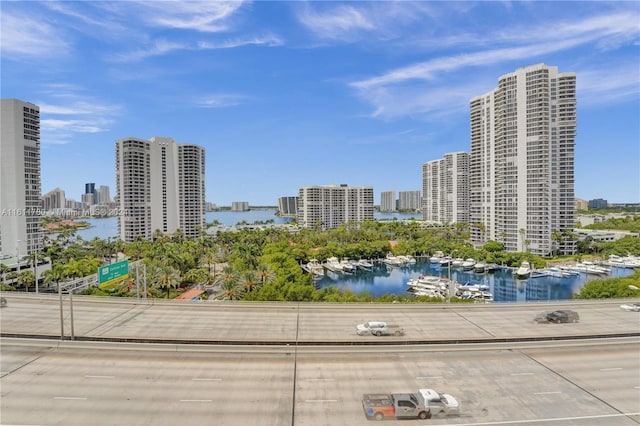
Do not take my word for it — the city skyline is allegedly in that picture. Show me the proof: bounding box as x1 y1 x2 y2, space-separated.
1 2 638 205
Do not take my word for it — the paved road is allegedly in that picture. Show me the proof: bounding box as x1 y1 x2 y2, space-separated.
1 295 639 342
1 339 639 425
1 295 639 425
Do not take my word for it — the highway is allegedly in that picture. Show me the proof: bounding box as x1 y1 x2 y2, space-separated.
1 295 639 425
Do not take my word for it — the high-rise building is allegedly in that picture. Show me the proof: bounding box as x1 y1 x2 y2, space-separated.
422 152 469 224
115 136 205 242
0 99 42 258
231 202 249 212
469 64 576 255
588 198 608 210
380 191 396 212
398 190 421 211
42 188 66 212
178 144 206 238
298 184 374 230
278 196 298 216
96 185 111 205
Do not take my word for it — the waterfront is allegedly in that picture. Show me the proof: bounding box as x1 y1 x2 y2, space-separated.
74 210 421 240
314 260 634 302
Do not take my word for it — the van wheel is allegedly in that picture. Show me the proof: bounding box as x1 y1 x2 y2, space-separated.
374 412 384 421
418 411 428 419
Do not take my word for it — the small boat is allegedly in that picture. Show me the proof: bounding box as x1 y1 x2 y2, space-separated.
515 261 531 279
485 263 500 273
340 258 356 273
462 258 476 270
473 261 487 273
304 259 325 277
325 256 344 272
356 259 373 270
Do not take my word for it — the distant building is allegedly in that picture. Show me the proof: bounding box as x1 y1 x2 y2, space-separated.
588 198 608 209
469 64 576 255
42 188 66 212
398 190 421 211
278 196 298 216
96 185 111 205
231 202 249 212
81 193 94 207
115 136 205 242
380 191 397 212
1 99 42 258
422 152 469 224
298 184 374 230
575 198 588 211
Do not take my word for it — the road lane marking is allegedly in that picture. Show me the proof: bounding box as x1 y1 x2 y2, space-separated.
54 397 87 400
511 372 534 376
534 391 561 395
441 412 640 425
192 378 222 381
305 378 334 381
416 376 442 379
180 399 212 402
305 399 337 403
599 368 622 371
85 375 115 379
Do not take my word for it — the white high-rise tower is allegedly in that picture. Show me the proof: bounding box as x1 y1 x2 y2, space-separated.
469 64 576 255
1 99 42 258
116 137 205 242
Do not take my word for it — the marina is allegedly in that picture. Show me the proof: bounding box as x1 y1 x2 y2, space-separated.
313 258 635 302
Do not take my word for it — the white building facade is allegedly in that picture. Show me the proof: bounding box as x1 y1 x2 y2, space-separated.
1 99 42 258
422 152 469 224
116 137 205 242
298 184 374 230
380 191 396 212
398 190 421 211
469 64 576 255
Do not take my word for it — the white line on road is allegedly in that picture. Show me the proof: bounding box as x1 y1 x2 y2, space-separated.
416 376 442 379
85 375 115 379
305 399 337 403
180 399 212 403
192 378 222 381
54 397 87 400
599 368 623 371
534 391 562 395
305 378 335 381
439 412 640 425
511 372 534 376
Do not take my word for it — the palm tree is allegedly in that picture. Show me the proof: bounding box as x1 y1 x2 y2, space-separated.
18 270 35 292
255 263 275 287
43 264 67 290
0 263 10 283
220 279 241 300
156 266 178 299
518 228 526 252
241 271 260 294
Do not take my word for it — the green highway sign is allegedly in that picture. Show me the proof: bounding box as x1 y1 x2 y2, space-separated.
98 259 129 288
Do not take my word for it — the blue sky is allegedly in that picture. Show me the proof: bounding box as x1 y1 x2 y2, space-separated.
2 1 639 206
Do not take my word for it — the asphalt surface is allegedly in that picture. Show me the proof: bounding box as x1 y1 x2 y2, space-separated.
1 295 639 425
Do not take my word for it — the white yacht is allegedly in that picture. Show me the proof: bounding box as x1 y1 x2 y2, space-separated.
473 261 487 273
304 259 325 277
515 261 532 279
324 256 344 272
462 258 476 270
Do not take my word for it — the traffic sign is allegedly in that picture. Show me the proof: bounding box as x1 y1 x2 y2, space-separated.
98 259 129 288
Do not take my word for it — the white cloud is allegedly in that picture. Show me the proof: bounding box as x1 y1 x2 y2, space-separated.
195 94 248 108
349 10 640 120
36 87 122 145
296 2 435 42
0 9 71 59
130 0 246 33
